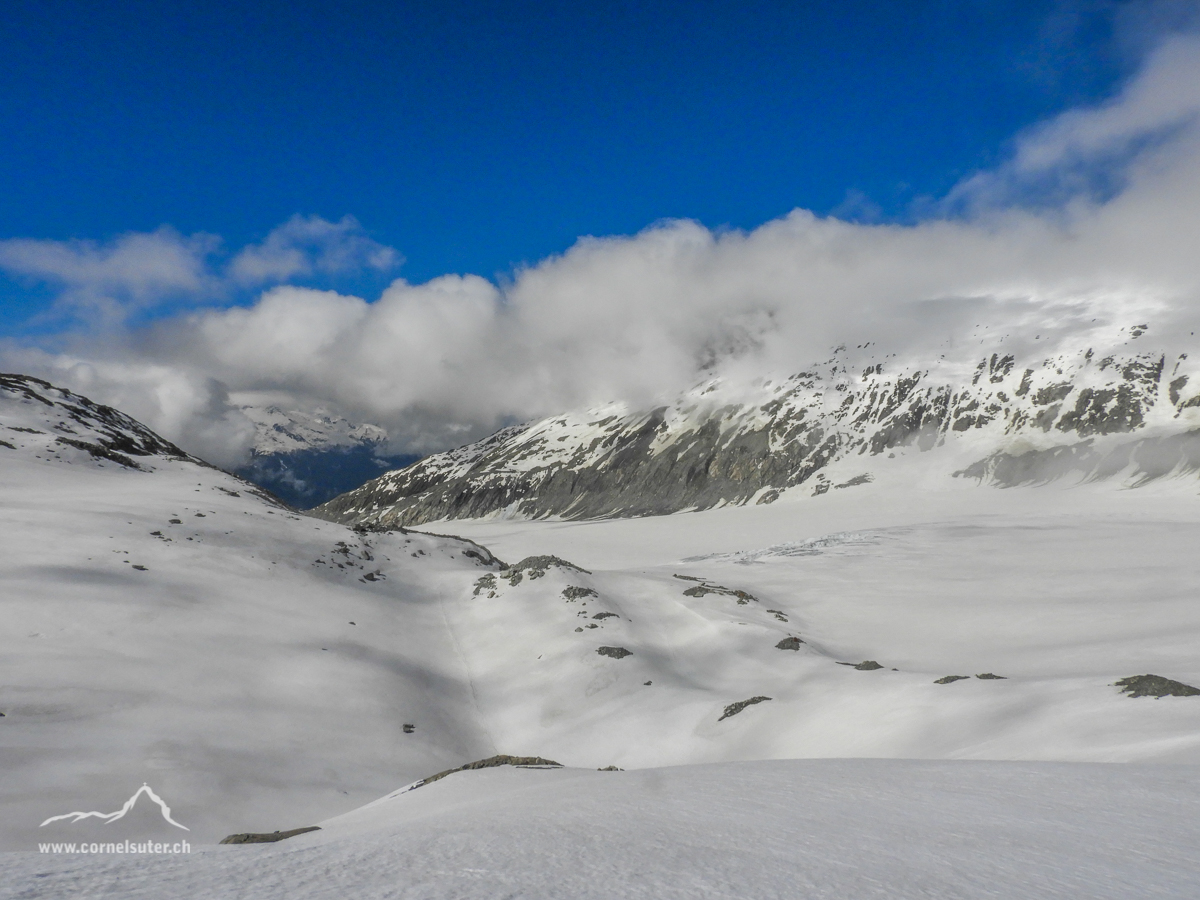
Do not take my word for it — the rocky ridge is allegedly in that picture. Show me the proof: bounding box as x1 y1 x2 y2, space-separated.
315 331 1200 528
0 374 195 470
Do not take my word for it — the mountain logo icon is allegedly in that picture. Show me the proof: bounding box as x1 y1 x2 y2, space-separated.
40 783 189 831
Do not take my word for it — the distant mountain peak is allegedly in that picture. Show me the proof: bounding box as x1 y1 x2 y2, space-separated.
231 402 417 509
314 334 1200 528
238 404 391 455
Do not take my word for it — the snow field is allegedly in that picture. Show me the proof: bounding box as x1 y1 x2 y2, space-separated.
4 759 1199 899
5 377 1200 897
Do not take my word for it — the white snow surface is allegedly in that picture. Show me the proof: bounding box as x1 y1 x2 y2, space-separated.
4 375 1200 896
5 760 1200 899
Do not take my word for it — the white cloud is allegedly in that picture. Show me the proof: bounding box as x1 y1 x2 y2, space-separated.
946 33 1200 212
228 215 401 284
0 216 402 327
5 31 1200 467
0 227 218 323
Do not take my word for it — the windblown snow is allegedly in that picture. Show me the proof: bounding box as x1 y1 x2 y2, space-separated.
3 372 1200 898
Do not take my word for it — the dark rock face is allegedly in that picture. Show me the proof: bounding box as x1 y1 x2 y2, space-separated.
776 637 804 651
1115 675 1200 698
475 556 589 596
562 586 598 600
412 755 563 790
220 826 321 844
311 344 1199 528
1 374 193 470
597 646 632 659
718 696 772 721
934 675 970 684
501 556 590 585
678 578 757 605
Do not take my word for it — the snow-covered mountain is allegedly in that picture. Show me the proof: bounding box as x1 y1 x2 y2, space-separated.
232 403 418 508
0 374 197 470
0 375 494 848
5 371 1200 895
315 327 1200 528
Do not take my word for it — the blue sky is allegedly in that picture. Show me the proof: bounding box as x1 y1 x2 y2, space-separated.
2 1 1200 465
0 1 1164 325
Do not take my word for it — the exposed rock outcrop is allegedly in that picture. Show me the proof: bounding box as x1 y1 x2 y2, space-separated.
1115 675 1200 698
1 374 193 470
313 341 1200 528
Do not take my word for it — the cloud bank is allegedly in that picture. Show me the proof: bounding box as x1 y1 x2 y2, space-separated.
229 215 402 286
4 32 1200 468
0 228 219 324
0 216 398 328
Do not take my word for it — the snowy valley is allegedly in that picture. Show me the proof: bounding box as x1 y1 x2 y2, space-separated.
3 367 1200 898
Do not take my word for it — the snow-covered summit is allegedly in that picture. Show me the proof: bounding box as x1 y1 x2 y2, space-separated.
238 403 390 455
1 373 195 471
315 329 1200 528
230 402 417 508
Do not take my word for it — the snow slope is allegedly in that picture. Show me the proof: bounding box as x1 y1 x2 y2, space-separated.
4 373 1200 896
0 376 501 848
5 759 1200 899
